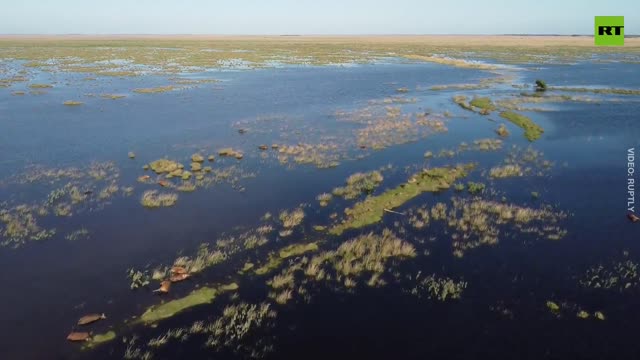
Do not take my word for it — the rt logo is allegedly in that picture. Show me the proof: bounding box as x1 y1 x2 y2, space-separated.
595 16 624 46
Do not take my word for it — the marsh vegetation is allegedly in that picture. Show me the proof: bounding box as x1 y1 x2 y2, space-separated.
0 35 637 360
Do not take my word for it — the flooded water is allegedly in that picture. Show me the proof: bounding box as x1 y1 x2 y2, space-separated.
1 56 639 360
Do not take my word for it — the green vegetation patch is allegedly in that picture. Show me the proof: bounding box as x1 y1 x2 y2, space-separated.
330 164 473 235
469 96 497 112
332 170 384 200
138 283 238 324
499 111 544 141
255 242 319 275
83 331 116 349
453 95 474 111
279 242 318 258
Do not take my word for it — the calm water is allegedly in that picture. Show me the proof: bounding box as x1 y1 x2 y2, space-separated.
0 58 639 360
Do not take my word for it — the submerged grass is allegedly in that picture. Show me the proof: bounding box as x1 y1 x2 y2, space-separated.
499 111 544 141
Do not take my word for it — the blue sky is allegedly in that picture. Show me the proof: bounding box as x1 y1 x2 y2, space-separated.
1 0 638 35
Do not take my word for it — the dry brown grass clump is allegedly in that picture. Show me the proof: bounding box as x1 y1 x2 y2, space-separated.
489 164 524 178
148 159 182 174
441 198 567 257
140 190 178 208
279 208 305 229
275 143 340 168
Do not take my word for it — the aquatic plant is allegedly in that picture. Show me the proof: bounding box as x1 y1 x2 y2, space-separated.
28 83 53 89
577 310 589 319
580 260 640 291
332 229 415 277
268 272 295 290
279 208 305 229
408 206 431 229
138 283 238 324
177 182 196 192
535 79 547 92
466 182 485 194
409 274 467 301
489 164 523 178
190 162 202 172
469 96 497 112
546 301 560 313
453 95 474 111
173 243 227 274
83 331 116 349
218 148 244 158
63 100 83 106
549 86 640 96
100 94 126 100
148 159 182 174
332 171 384 200
140 190 178 208
65 228 89 241
190 154 204 163
204 302 276 354
496 124 510 137
330 164 472 235
133 85 174 94
404 54 497 70
473 138 503 151
127 268 150 289
255 242 319 275
280 242 318 258
0 207 56 247
98 183 119 200
499 111 544 141
275 142 341 168
243 234 268 249
439 198 568 257
316 193 333 207
270 289 293 304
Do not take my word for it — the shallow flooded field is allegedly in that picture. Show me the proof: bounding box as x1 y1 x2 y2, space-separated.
1 36 639 360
